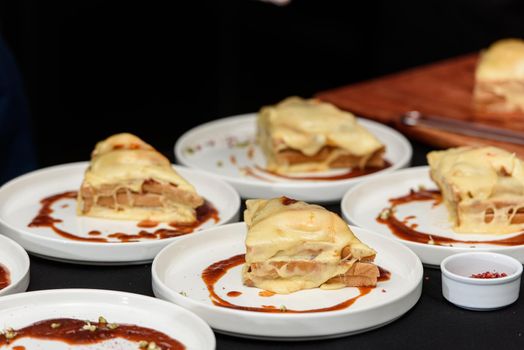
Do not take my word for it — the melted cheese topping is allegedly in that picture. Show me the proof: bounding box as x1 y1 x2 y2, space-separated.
257 97 384 171
428 146 524 234
476 39 524 81
475 39 524 111
78 133 201 222
85 133 196 193
242 197 376 294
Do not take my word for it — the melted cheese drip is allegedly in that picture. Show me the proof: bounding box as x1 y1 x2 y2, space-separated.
428 146 524 234
78 133 201 222
257 97 384 172
242 198 376 294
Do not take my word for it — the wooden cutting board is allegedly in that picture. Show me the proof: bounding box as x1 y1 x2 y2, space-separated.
316 53 524 157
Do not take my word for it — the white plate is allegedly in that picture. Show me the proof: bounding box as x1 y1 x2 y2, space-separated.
152 222 423 340
0 289 215 349
0 235 30 297
174 114 412 202
341 166 524 267
0 162 240 265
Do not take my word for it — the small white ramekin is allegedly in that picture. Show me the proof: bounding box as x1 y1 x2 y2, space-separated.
441 252 523 311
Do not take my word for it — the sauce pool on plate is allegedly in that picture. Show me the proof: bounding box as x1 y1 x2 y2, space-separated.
28 191 219 243
201 254 390 313
238 161 392 182
0 317 185 350
0 263 10 291
377 188 524 246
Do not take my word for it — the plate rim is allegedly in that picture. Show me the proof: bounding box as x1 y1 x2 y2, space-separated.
151 221 424 320
0 234 30 296
0 288 216 349
341 165 524 253
174 113 413 189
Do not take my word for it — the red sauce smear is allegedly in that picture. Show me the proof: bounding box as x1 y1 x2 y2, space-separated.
247 161 391 182
388 189 442 206
376 189 524 246
258 290 275 297
262 305 276 309
137 219 159 228
227 291 242 297
470 271 508 279
28 191 219 243
241 167 276 182
378 266 391 282
403 215 416 223
12 346 25 350
201 254 375 313
0 263 10 291
0 318 184 349
280 197 298 206
247 146 255 160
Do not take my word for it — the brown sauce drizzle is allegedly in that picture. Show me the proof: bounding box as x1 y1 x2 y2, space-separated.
245 161 391 182
202 254 380 313
403 215 416 222
0 264 10 291
28 191 219 243
388 189 442 206
0 318 184 349
137 219 159 228
378 266 391 282
377 189 524 246
240 167 276 182
227 291 242 297
247 147 255 160
280 197 298 206
258 290 276 297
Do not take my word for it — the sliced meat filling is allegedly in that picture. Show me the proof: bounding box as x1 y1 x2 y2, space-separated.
275 145 385 168
244 260 379 288
80 179 203 213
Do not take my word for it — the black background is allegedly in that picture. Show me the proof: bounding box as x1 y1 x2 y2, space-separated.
1 1 524 349
1 0 524 167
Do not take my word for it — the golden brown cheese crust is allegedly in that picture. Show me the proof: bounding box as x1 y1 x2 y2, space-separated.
474 38 524 113
257 97 385 173
242 197 378 294
77 133 204 223
428 146 524 234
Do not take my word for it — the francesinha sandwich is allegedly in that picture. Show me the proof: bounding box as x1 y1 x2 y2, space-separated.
242 197 379 294
428 146 524 234
77 133 204 223
256 96 385 173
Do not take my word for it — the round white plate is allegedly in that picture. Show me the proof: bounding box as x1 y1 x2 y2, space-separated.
0 235 30 297
341 166 524 267
174 114 412 202
0 289 215 349
0 162 240 265
152 222 423 340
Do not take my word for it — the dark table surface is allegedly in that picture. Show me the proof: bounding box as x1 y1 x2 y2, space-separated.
27 139 524 350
